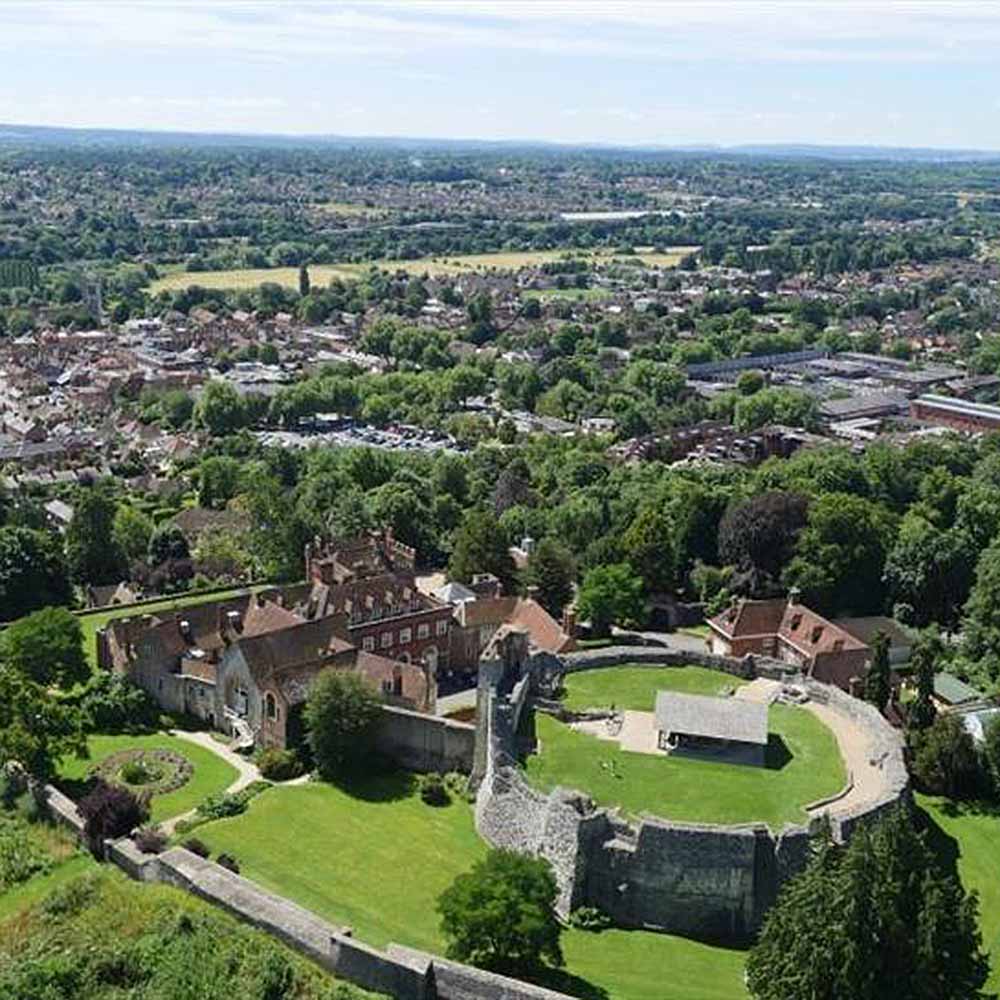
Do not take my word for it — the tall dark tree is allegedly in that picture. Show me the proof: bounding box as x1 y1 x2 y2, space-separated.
65 489 126 586
1 607 89 689
718 491 809 595
909 630 941 731
304 669 382 781
449 509 518 594
746 807 990 1000
0 526 72 618
525 538 576 617
298 263 310 297
622 506 676 594
864 631 891 712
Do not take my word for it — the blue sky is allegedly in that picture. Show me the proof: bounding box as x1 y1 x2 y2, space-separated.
1 1 998 149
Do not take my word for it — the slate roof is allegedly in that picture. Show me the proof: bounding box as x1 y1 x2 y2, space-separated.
655 691 769 746
933 672 984 707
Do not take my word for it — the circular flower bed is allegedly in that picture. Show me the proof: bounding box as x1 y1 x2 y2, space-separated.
91 749 193 796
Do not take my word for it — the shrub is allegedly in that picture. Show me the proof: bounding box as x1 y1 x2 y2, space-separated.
78 780 148 842
419 772 450 807
196 792 247 820
0 815 52 890
133 826 168 855
568 906 612 931
444 771 470 799
257 748 304 782
120 759 162 786
216 852 240 874
182 837 211 859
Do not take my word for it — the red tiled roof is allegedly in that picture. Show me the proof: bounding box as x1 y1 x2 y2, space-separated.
709 598 785 639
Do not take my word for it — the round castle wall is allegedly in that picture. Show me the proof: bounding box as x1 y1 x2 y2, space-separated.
474 646 909 939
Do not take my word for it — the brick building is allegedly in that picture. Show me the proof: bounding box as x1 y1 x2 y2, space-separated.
909 394 1000 433
706 593 870 693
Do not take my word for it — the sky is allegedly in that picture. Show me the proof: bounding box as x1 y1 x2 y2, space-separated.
1 1 999 150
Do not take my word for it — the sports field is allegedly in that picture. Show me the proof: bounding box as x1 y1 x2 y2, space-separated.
149 246 697 293
527 666 846 828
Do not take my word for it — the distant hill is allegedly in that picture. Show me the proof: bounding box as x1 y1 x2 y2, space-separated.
0 122 998 162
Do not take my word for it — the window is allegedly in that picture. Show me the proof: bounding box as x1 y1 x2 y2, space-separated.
362 636 375 652
381 631 393 649
399 627 412 645
381 679 393 695
436 619 449 637
265 693 277 721
417 623 430 639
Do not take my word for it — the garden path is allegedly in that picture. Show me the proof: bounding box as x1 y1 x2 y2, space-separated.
158 731 261 835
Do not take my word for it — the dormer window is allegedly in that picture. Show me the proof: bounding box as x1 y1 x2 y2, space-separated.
811 626 823 644
790 614 802 630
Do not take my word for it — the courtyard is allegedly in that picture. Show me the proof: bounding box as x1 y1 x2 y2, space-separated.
524 666 847 828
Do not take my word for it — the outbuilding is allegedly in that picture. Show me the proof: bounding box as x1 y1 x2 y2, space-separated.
655 691 769 767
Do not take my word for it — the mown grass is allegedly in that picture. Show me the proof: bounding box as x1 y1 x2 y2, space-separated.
58 733 238 823
528 666 845 828
149 247 697 293
918 794 1000 993
195 773 749 1000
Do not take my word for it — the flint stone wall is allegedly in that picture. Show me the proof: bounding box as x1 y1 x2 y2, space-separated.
375 704 475 774
475 646 908 939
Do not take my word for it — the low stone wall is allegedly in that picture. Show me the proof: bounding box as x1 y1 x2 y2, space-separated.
36 783 86 837
474 646 909 939
375 704 475 774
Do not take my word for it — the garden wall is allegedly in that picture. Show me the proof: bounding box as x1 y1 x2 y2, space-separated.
375 705 475 773
474 646 908 938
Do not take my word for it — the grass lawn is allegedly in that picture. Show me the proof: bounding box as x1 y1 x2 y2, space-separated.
528 666 845 828
560 665 745 712
149 247 698 294
918 794 1000 992
0 853 94 921
58 733 238 823
78 586 257 667
195 773 748 1000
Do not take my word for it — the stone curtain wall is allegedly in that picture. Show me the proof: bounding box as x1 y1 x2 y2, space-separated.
474 645 909 937
375 705 475 773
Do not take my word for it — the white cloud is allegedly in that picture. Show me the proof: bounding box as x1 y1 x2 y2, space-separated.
2 1 1000 64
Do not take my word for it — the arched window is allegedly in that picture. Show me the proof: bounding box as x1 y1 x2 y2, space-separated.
265 692 278 721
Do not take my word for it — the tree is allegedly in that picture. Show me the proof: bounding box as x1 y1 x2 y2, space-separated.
577 563 646 637
864 631 891 713
66 490 126 586
0 666 86 781
960 540 1000 679
437 849 563 974
113 505 154 564
782 492 894 616
981 713 1000 794
304 669 382 781
621 506 676 594
909 630 941 731
197 455 243 510
718 492 808 595
449 510 518 595
195 380 249 436
0 526 72 619
298 263 310 297
148 523 190 565
910 714 983 798
525 538 576 617
1 607 89 689
746 807 990 1000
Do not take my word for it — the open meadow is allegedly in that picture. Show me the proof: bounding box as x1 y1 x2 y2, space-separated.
149 246 698 293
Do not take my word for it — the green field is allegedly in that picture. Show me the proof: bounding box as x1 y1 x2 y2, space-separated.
196 774 748 1000
78 586 257 667
919 794 1000 993
528 666 845 828
58 733 238 823
149 247 697 293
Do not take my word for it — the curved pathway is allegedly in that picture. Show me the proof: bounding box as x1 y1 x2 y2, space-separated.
159 730 262 835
